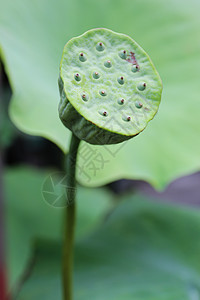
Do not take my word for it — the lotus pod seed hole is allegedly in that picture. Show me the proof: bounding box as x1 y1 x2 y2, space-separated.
79 52 87 62
99 110 108 117
122 116 131 122
137 82 147 91
131 65 139 73
74 73 81 81
96 42 105 51
135 100 143 108
119 50 127 59
93 71 100 79
100 90 107 96
104 60 112 68
118 98 125 105
81 93 88 101
118 76 125 85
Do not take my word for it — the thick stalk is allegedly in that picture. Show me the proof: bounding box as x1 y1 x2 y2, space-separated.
62 133 80 300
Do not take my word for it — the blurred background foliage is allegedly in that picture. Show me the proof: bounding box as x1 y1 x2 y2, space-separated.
1 0 200 299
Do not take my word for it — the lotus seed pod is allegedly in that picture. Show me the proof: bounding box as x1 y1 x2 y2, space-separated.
58 28 162 145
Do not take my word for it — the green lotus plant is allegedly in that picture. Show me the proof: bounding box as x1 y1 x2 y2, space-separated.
58 28 162 300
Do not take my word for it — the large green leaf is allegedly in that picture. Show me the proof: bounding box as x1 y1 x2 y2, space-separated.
1 0 200 189
16 195 200 299
4 167 113 286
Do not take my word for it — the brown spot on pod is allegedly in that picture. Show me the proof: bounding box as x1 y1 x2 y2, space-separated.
127 52 139 69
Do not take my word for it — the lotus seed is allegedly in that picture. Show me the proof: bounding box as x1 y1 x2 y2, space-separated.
131 65 139 73
74 73 81 81
137 82 146 91
93 71 100 79
81 93 88 101
119 50 127 59
96 42 105 51
122 115 131 122
100 90 107 96
79 53 87 62
99 110 108 117
118 98 125 105
104 60 112 68
118 76 124 85
135 101 143 108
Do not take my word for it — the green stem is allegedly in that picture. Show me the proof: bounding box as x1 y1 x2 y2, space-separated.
0 60 8 300
63 133 80 300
